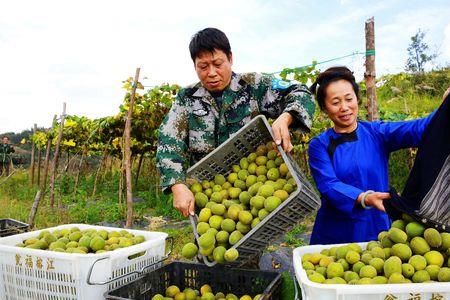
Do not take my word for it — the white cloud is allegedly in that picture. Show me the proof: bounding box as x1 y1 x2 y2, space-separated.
443 23 450 60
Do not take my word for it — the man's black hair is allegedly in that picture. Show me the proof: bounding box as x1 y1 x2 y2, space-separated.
189 28 231 62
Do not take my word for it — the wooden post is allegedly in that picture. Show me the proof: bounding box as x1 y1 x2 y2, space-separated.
124 68 140 228
49 103 66 208
37 147 42 186
92 147 109 197
29 115 56 228
29 124 37 186
364 17 379 121
134 153 144 186
42 115 56 192
73 148 86 193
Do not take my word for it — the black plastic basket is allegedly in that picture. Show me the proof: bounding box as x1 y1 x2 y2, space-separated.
0 218 29 237
105 261 282 300
187 115 320 267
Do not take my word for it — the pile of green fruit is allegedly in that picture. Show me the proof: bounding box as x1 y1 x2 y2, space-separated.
151 284 262 300
302 214 450 284
16 227 146 254
182 142 298 263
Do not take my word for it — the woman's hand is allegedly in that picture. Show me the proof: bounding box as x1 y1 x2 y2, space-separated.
358 192 391 212
272 112 294 153
171 183 195 217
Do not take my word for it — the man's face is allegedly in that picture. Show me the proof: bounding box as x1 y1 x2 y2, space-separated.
2 138 8 144
194 49 233 92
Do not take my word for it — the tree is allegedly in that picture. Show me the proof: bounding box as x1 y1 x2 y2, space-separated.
405 29 437 73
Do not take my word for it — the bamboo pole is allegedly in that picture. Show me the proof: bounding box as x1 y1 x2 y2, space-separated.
134 153 144 186
49 103 66 208
92 147 108 197
73 148 86 193
28 115 56 228
29 124 37 186
37 147 42 186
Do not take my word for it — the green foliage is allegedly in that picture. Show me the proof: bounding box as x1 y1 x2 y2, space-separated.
284 224 307 248
405 29 437 73
279 60 319 84
280 271 296 300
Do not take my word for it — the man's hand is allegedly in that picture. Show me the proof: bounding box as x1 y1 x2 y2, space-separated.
272 112 294 153
358 192 391 212
171 183 195 217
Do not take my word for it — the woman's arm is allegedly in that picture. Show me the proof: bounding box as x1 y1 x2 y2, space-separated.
309 138 390 214
375 110 437 152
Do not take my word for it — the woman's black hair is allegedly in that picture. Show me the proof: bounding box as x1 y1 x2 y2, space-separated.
310 66 359 111
189 28 231 62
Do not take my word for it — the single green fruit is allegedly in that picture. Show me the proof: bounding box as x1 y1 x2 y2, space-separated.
327 262 344 279
384 256 402 278
388 272 405 284
409 255 427 271
229 231 243 245
369 257 384 274
424 250 444 267
437 267 450 282
345 250 360 265
412 270 430 283
198 233 215 249
213 246 226 263
424 228 442 248
391 243 412 262
224 248 239 262
308 271 326 283
405 221 425 239
216 230 230 244
166 285 181 298
388 227 408 244
391 219 406 231
402 263 415 278
410 237 430 255
182 243 198 259
359 265 377 278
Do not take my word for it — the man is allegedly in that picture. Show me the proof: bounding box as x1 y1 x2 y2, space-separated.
156 28 315 217
0 136 15 176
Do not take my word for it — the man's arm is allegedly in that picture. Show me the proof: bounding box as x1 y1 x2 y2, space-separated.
156 92 195 217
156 93 190 192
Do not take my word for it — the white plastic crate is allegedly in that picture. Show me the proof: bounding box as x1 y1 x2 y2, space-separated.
293 242 450 300
0 224 168 300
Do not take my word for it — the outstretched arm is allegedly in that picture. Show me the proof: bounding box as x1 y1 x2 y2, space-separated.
308 138 389 215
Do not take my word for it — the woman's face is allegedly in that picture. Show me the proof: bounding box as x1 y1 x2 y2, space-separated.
324 79 359 133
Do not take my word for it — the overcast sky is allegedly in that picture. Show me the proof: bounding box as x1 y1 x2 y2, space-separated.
1 0 449 133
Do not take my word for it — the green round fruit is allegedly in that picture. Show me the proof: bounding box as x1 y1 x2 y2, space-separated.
224 248 239 262
326 262 344 279
182 243 198 259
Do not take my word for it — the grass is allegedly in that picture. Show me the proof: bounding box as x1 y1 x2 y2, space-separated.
0 169 183 229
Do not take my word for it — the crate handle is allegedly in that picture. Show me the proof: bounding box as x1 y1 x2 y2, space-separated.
293 274 300 300
189 215 219 267
86 236 174 286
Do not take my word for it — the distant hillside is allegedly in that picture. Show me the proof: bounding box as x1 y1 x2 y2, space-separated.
376 67 449 118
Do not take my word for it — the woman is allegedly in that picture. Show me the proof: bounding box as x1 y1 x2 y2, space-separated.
308 66 437 245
